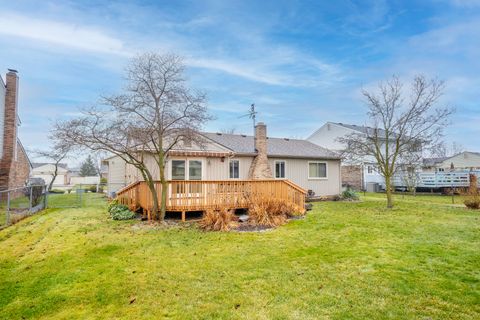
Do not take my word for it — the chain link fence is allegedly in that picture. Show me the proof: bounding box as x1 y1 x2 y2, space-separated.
0 185 47 229
0 183 108 228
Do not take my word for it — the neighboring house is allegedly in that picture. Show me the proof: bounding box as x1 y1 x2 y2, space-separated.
31 163 69 187
390 151 480 190
422 151 480 172
0 69 32 191
307 122 388 190
68 167 100 185
104 122 341 197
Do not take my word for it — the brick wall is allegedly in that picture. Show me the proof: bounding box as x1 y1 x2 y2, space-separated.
0 70 31 191
8 141 31 188
341 165 363 190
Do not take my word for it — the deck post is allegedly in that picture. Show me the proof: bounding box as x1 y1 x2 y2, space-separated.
181 211 186 222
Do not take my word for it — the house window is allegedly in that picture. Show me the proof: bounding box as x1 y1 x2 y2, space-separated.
189 160 202 180
367 165 373 174
275 161 286 178
171 160 186 180
309 162 327 179
229 160 239 179
438 168 445 172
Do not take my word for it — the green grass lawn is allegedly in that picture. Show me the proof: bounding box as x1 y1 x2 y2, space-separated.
0 194 478 319
1 193 83 227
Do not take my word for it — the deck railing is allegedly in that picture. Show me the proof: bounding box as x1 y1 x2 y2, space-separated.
117 179 306 213
393 171 480 188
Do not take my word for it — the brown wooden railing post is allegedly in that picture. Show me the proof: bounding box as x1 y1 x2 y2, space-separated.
116 179 307 214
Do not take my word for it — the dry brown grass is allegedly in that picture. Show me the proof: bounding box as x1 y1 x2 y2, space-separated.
248 198 304 227
462 174 480 210
199 208 236 231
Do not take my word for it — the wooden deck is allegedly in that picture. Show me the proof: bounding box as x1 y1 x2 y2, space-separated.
393 171 480 189
116 180 307 218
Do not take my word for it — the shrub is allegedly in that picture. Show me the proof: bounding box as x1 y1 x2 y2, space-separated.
100 177 108 184
462 174 480 209
464 198 480 210
88 185 97 193
107 199 119 212
107 199 136 220
342 187 359 201
248 198 303 227
110 208 136 220
23 185 44 206
199 208 236 231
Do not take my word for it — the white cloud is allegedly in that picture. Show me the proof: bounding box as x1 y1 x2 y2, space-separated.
0 12 130 56
187 58 290 86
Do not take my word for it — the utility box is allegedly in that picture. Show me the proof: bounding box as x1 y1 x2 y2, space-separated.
367 182 380 193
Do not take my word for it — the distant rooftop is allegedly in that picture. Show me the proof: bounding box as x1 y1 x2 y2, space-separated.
331 122 399 139
32 162 68 169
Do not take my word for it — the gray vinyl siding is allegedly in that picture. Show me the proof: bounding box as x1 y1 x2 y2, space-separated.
204 156 253 180
268 158 341 196
114 154 341 196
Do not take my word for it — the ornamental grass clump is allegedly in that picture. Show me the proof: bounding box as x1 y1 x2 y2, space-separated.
248 198 304 227
463 174 480 210
199 208 236 231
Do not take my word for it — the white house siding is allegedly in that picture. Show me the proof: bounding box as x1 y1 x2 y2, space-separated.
268 158 341 196
106 156 127 194
0 76 5 158
32 174 67 186
31 164 68 186
70 176 100 185
363 164 385 188
307 122 353 151
438 152 480 170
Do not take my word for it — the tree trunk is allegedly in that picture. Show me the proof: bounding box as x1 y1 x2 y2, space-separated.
48 176 56 192
142 168 159 221
159 155 167 221
145 179 159 220
385 174 394 208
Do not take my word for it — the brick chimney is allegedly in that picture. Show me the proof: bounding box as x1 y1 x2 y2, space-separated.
248 122 273 179
0 69 19 190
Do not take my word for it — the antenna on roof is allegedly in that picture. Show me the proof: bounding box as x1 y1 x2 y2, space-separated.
238 103 258 131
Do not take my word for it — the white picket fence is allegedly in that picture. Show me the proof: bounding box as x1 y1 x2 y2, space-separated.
393 171 480 188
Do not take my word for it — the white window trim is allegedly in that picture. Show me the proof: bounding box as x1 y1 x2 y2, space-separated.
274 160 286 179
188 159 204 181
308 161 328 180
171 159 187 180
229 159 240 179
171 159 205 180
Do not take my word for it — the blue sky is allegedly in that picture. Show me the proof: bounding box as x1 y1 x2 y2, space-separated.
0 0 479 164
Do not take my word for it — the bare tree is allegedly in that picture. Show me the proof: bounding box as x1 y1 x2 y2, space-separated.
339 75 453 208
434 141 465 158
33 140 71 191
54 111 161 216
55 53 211 221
